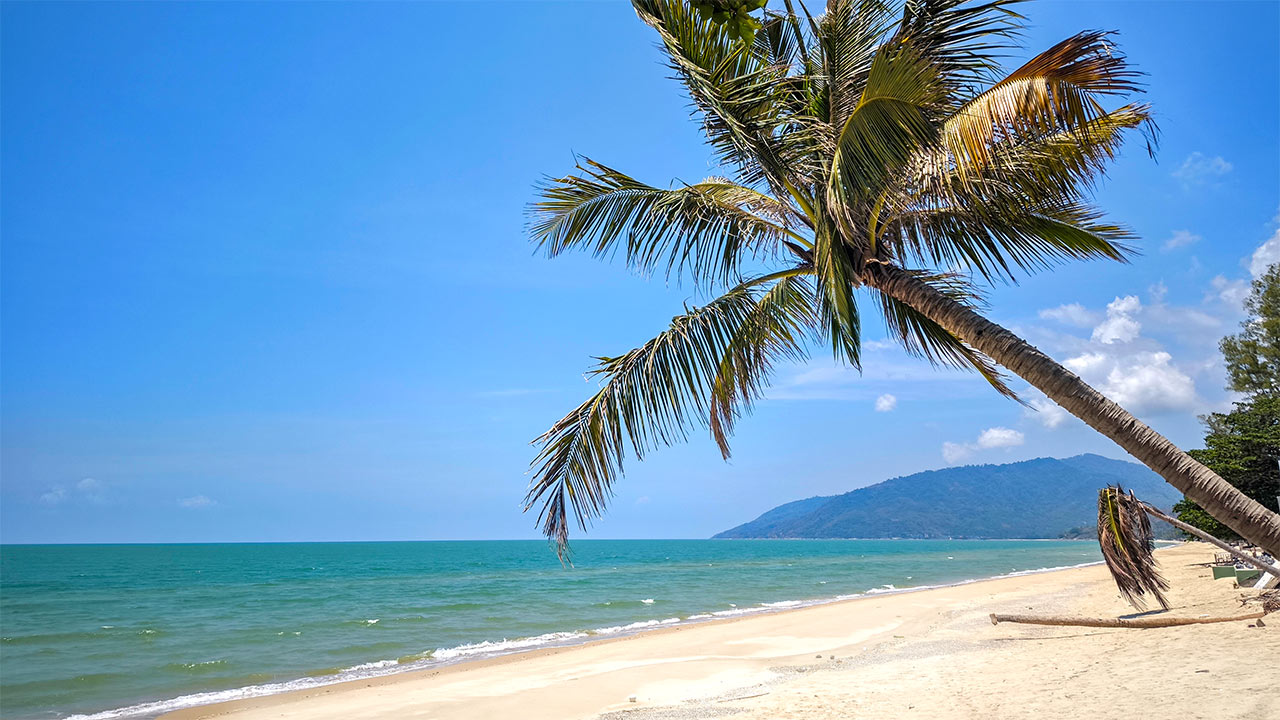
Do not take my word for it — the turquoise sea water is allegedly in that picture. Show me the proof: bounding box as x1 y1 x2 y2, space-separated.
1 540 1102 719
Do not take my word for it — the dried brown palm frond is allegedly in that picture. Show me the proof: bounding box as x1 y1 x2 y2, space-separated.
1097 485 1169 611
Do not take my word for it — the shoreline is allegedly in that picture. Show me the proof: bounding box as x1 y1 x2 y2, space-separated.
156 542 1278 720
62 551 1109 720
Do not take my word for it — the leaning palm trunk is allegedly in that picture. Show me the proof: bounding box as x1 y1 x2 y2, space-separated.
523 0 1280 560
1140 502 1280 577
868 264 1280 556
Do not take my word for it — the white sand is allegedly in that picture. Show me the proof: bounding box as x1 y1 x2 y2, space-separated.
165 544 1276 720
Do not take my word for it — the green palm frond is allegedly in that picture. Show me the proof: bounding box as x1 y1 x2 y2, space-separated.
1097 486 1169 611
894 196 1135 282
816 0 900 132
526 277 808 556
531 158 798 287
871 269 1016 399
634 0 816 192
709 273 817 457
813 227 863 367
890 0 1024 88
828 42 945 219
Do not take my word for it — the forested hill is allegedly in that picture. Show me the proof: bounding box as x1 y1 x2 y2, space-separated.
714 454 1182 539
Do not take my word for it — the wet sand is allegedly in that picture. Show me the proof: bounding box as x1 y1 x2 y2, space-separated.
164 543 1275 720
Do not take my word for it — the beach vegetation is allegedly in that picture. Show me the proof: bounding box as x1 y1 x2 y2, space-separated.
1175 266 1280 539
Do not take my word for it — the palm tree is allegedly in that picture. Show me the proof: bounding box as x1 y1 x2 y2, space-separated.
522 0 1280 556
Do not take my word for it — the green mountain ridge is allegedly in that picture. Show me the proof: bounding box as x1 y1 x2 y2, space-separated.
713 454 1183 539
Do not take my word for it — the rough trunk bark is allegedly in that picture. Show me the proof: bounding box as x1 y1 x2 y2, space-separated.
866 263 1280 557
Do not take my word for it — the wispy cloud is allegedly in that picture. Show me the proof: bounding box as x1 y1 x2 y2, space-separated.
39 487 68 505
1172 152 1232 187
178 495 215 508
942 427 1025 464
1161 229 1201 252
874 393 897 412
1038 303 1100 328
39 478 106 505
1026 395 1070 429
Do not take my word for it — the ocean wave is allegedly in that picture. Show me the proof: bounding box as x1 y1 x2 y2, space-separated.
430 631 590 661
158 660 233 677
58 557 1106 720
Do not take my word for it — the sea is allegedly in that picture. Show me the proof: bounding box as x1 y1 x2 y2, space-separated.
0 539 1103 720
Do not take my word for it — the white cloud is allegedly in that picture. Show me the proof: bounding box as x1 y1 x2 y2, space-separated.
39 478 107 505
1249 227 1280 279
1039 303 1100 328
976 427 1025 449
1210 275 1250 307
178 495 215 508
1027 396 1070 429
1065 349 1198 414
1172 152 1232 186
39 487 68 505
942 426 1024 465
874 393 897 412
941 441 972 464
1091 295 1142 344
1162 230 1201 251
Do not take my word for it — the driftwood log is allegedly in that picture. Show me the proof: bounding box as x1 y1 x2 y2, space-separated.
990 611 1267 628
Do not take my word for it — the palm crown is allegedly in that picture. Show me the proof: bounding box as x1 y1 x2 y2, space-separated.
525 0 1154 554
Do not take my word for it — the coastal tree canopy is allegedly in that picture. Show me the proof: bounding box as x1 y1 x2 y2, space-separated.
1175 266 1280 539
1222 265 1280 399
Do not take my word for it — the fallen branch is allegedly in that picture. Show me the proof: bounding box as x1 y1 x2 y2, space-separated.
990 611 1267 628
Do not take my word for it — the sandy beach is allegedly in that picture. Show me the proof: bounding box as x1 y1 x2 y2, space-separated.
164 543 1275 720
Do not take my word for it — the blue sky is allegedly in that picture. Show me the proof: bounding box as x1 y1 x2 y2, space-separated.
3 1 1277 544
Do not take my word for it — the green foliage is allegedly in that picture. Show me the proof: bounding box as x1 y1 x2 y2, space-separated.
1174 268 1280 539
1175 395 1280 540
1221 265 1280 398
689 0 767 44
526 0 1155 552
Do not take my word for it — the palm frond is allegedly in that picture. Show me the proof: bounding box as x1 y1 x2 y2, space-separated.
813 227 863 367
955 103 1154 203
526 278 803 556
709 273 817 457
633 0 821 192
943 30 1144 177
531 158 796 287
890 0 1025 89
893 194 1135 282
828 41 944 217
886 104 1148 280
871 270 1016 399
1097 485 1169 611
816 0 900 132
